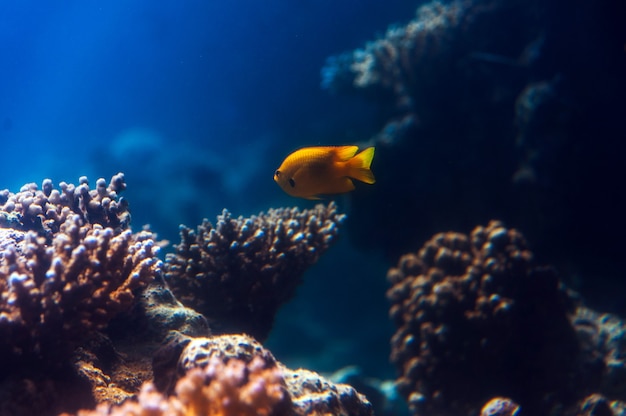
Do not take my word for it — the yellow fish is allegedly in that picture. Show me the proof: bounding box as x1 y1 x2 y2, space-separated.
274 145 375 199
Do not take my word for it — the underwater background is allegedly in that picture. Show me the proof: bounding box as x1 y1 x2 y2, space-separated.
0 0 417 377
0 0 625 415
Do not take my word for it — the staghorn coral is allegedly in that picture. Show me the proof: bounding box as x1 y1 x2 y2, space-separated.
0 173 130 240
386 221 581 415
164 202 345 340
66 355 291 416
0 174 161 367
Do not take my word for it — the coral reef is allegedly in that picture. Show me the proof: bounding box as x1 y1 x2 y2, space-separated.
0 174 372 416
138 280 211 339
327 365 407 416
66 355 292 416
322 0 461 121
511 77 571 185
320 0 550 262
177 334 276 377
573 307 626 399
0 175 160 366
6 171 626 416
322 0 543 145
480 397 520 416
0 174 165 415
164 202 345 340
573 394 626 416
284 367 373 416
386 221 582 415
154 333 373 416
0 173 130 240
321 0 626 317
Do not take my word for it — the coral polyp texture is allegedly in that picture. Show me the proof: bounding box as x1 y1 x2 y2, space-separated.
0 173 130 239
68 355 291 416
386 221 581 415
164 202 345 340
480 397 520 416
0 174 161 365
0 174 374 416
155 333 373 416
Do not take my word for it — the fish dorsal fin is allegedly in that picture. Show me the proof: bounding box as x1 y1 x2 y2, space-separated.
334 146 359 161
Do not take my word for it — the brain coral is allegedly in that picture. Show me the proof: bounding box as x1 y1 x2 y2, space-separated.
387 221 581 415
164 202 345 340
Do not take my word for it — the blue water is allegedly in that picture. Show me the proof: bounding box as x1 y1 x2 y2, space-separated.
0 1 411 194
0 0 418 382
1 1 625 412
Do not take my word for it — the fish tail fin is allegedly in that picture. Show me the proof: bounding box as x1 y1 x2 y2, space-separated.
348 147 376 184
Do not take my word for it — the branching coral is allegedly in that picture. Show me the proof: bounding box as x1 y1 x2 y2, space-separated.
0 213 161 363
0 175 160 365
0 175 373 416
164 202 345 340
387 221 581 415
0 173 130 240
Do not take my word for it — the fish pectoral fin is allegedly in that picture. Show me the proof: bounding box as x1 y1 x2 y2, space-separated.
348 147 376 184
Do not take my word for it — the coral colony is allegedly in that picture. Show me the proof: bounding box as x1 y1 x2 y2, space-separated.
3 174 625 415
0 174 371 415
1 0 623 414
164 203 345 340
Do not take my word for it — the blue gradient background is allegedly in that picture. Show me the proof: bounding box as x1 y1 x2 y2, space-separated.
0 1 417 381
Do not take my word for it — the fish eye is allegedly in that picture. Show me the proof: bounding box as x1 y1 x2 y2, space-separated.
288 178 296 188
275 170 281 177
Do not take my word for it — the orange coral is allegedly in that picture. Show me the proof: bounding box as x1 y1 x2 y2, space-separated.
177 356 288 416
68 356 291 416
